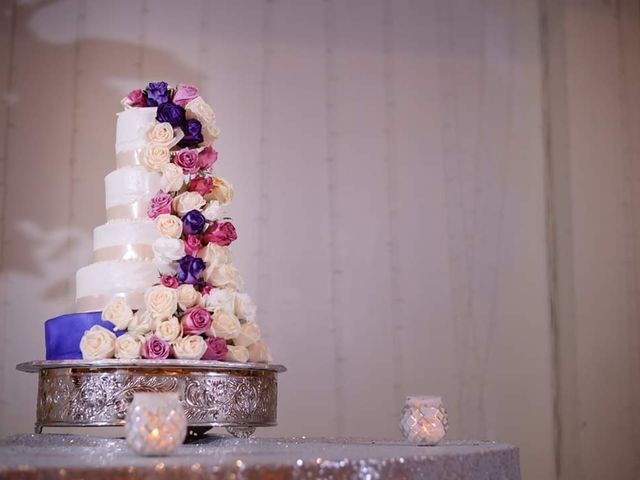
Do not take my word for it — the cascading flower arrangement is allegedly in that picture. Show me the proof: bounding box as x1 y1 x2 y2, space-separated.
79 82 271 364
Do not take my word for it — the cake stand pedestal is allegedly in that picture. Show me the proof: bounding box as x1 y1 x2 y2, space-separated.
16 360 285 438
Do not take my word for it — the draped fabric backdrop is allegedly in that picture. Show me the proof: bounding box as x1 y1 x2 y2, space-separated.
1 1 640 479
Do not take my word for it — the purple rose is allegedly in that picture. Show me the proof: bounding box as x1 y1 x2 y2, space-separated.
178 119 203 147
156 101 185 128
173 84 199 106
145 81 170 106
202 336 228 361
178 255 205 285
141 335 171 359
183 209 206 235
181 307 212 335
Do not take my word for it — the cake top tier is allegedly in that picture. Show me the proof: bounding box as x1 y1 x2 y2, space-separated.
116 82 221 168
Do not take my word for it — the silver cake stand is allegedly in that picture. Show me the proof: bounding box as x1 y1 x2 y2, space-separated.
16 359 286 438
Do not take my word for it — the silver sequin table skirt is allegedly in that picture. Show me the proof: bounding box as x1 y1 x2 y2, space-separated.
0 434 520 480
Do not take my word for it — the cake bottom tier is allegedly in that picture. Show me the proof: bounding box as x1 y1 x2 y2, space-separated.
75 260 159 311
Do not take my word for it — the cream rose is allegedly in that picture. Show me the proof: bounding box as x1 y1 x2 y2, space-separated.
224 345 249 363
115 333 142 359
146 122 175 147
185 96 216 124
202 200 225 222
202 288 235 313
144 285 178 320
206 177 234 206
172 191 205 216
233 322 261 347
248 340 272 363
173 335 207 360
208 310 241 339
177 284 201 310
80 325 116 360
234 292 257 322
155 317 182 343
155 214 183 239
199 243 232 268
160 163 185 192
153 238 185 264
102 297 133 330
142 145 170 172
127 310 158 336
203 123 221 143
205 263 243 291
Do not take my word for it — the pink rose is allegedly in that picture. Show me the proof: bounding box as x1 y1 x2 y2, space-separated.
184 234 202 256
188 176 213 196
147 191 173 219
174 148 200 175
201 284 214 295
141 335 171 359
125 89 146 107
172 84 199 106
202 221 237 246
198 146 218 170
181 307 212 335
202 336 228 361
160 274 178 288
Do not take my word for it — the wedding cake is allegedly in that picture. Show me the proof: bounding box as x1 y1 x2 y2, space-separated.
44 82 271 364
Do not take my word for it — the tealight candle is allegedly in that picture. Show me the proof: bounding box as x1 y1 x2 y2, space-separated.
400 395 448 446
125 392 187 456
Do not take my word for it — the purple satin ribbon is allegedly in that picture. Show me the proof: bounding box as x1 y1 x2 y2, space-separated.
44 312 124 360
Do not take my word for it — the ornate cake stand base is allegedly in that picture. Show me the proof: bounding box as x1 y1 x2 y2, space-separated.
17 360 285 439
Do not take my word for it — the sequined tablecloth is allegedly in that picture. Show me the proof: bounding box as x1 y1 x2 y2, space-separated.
0 434 520 480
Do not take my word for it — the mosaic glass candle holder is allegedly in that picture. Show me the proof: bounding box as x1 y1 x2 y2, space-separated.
400 395 448 446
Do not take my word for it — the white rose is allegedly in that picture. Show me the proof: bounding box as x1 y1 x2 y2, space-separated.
205 263 243 290
142 145 170 172
233 322 261 347
247 340 272 363
202 200 225 222
144 285 178 320
203 123 221 143
127 310 159 336
160 163 185 192
208 310 241 339
185 96 216 124
198 243 231 269
173 335 207 360
80 325 116 360
153 238 185 265
115 333 142 359
177 284 201 310
234 292 257 322
155 214 183 238
202 288 235 313
224 345 249 363
155 317 182 343
101 297 133 330
146 122 175 147
172 191 205 216
206 177 234 206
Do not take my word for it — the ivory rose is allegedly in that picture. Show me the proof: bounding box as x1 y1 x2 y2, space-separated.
208 310 241 340
142 145 170 171
203 287 235 314
202 123 221 143
146 122 175 147
198 243 232 268
155 214 183 238
248 340 272 363
80 325 116 360
224 345 249 363
102 297 133 331
185 96 216 125
205 263 243 291
144 285 178 320
152 238 185 265
234 292 257 322
172 335 207 360
206 177 234 205
176 284 201 310
233 322 261 347
127 310 158 336
172 191 205 216
115 333 142 359
202 200 225 222
160 163 185 192
155 317 181 343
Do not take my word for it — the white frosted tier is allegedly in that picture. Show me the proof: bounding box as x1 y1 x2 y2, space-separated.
76 260 159 311
94 220 158 250
115 107 157 154
105 166 161 210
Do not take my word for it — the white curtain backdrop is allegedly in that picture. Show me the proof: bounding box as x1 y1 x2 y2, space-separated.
1 1 639 479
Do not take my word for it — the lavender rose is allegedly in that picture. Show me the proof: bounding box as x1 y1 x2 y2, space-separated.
173 84 199 106
183 209 206 235
202 221 237 246
174 148 199 174
178 119 203 147
202 336 228 361
145 81 170 106
178 255 206 285
198 146 218 170
181 307 212 335
156 101 185 128
141 335 171 359
147 191 173 219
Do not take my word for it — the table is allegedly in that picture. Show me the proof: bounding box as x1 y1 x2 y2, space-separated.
0 433 520 479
